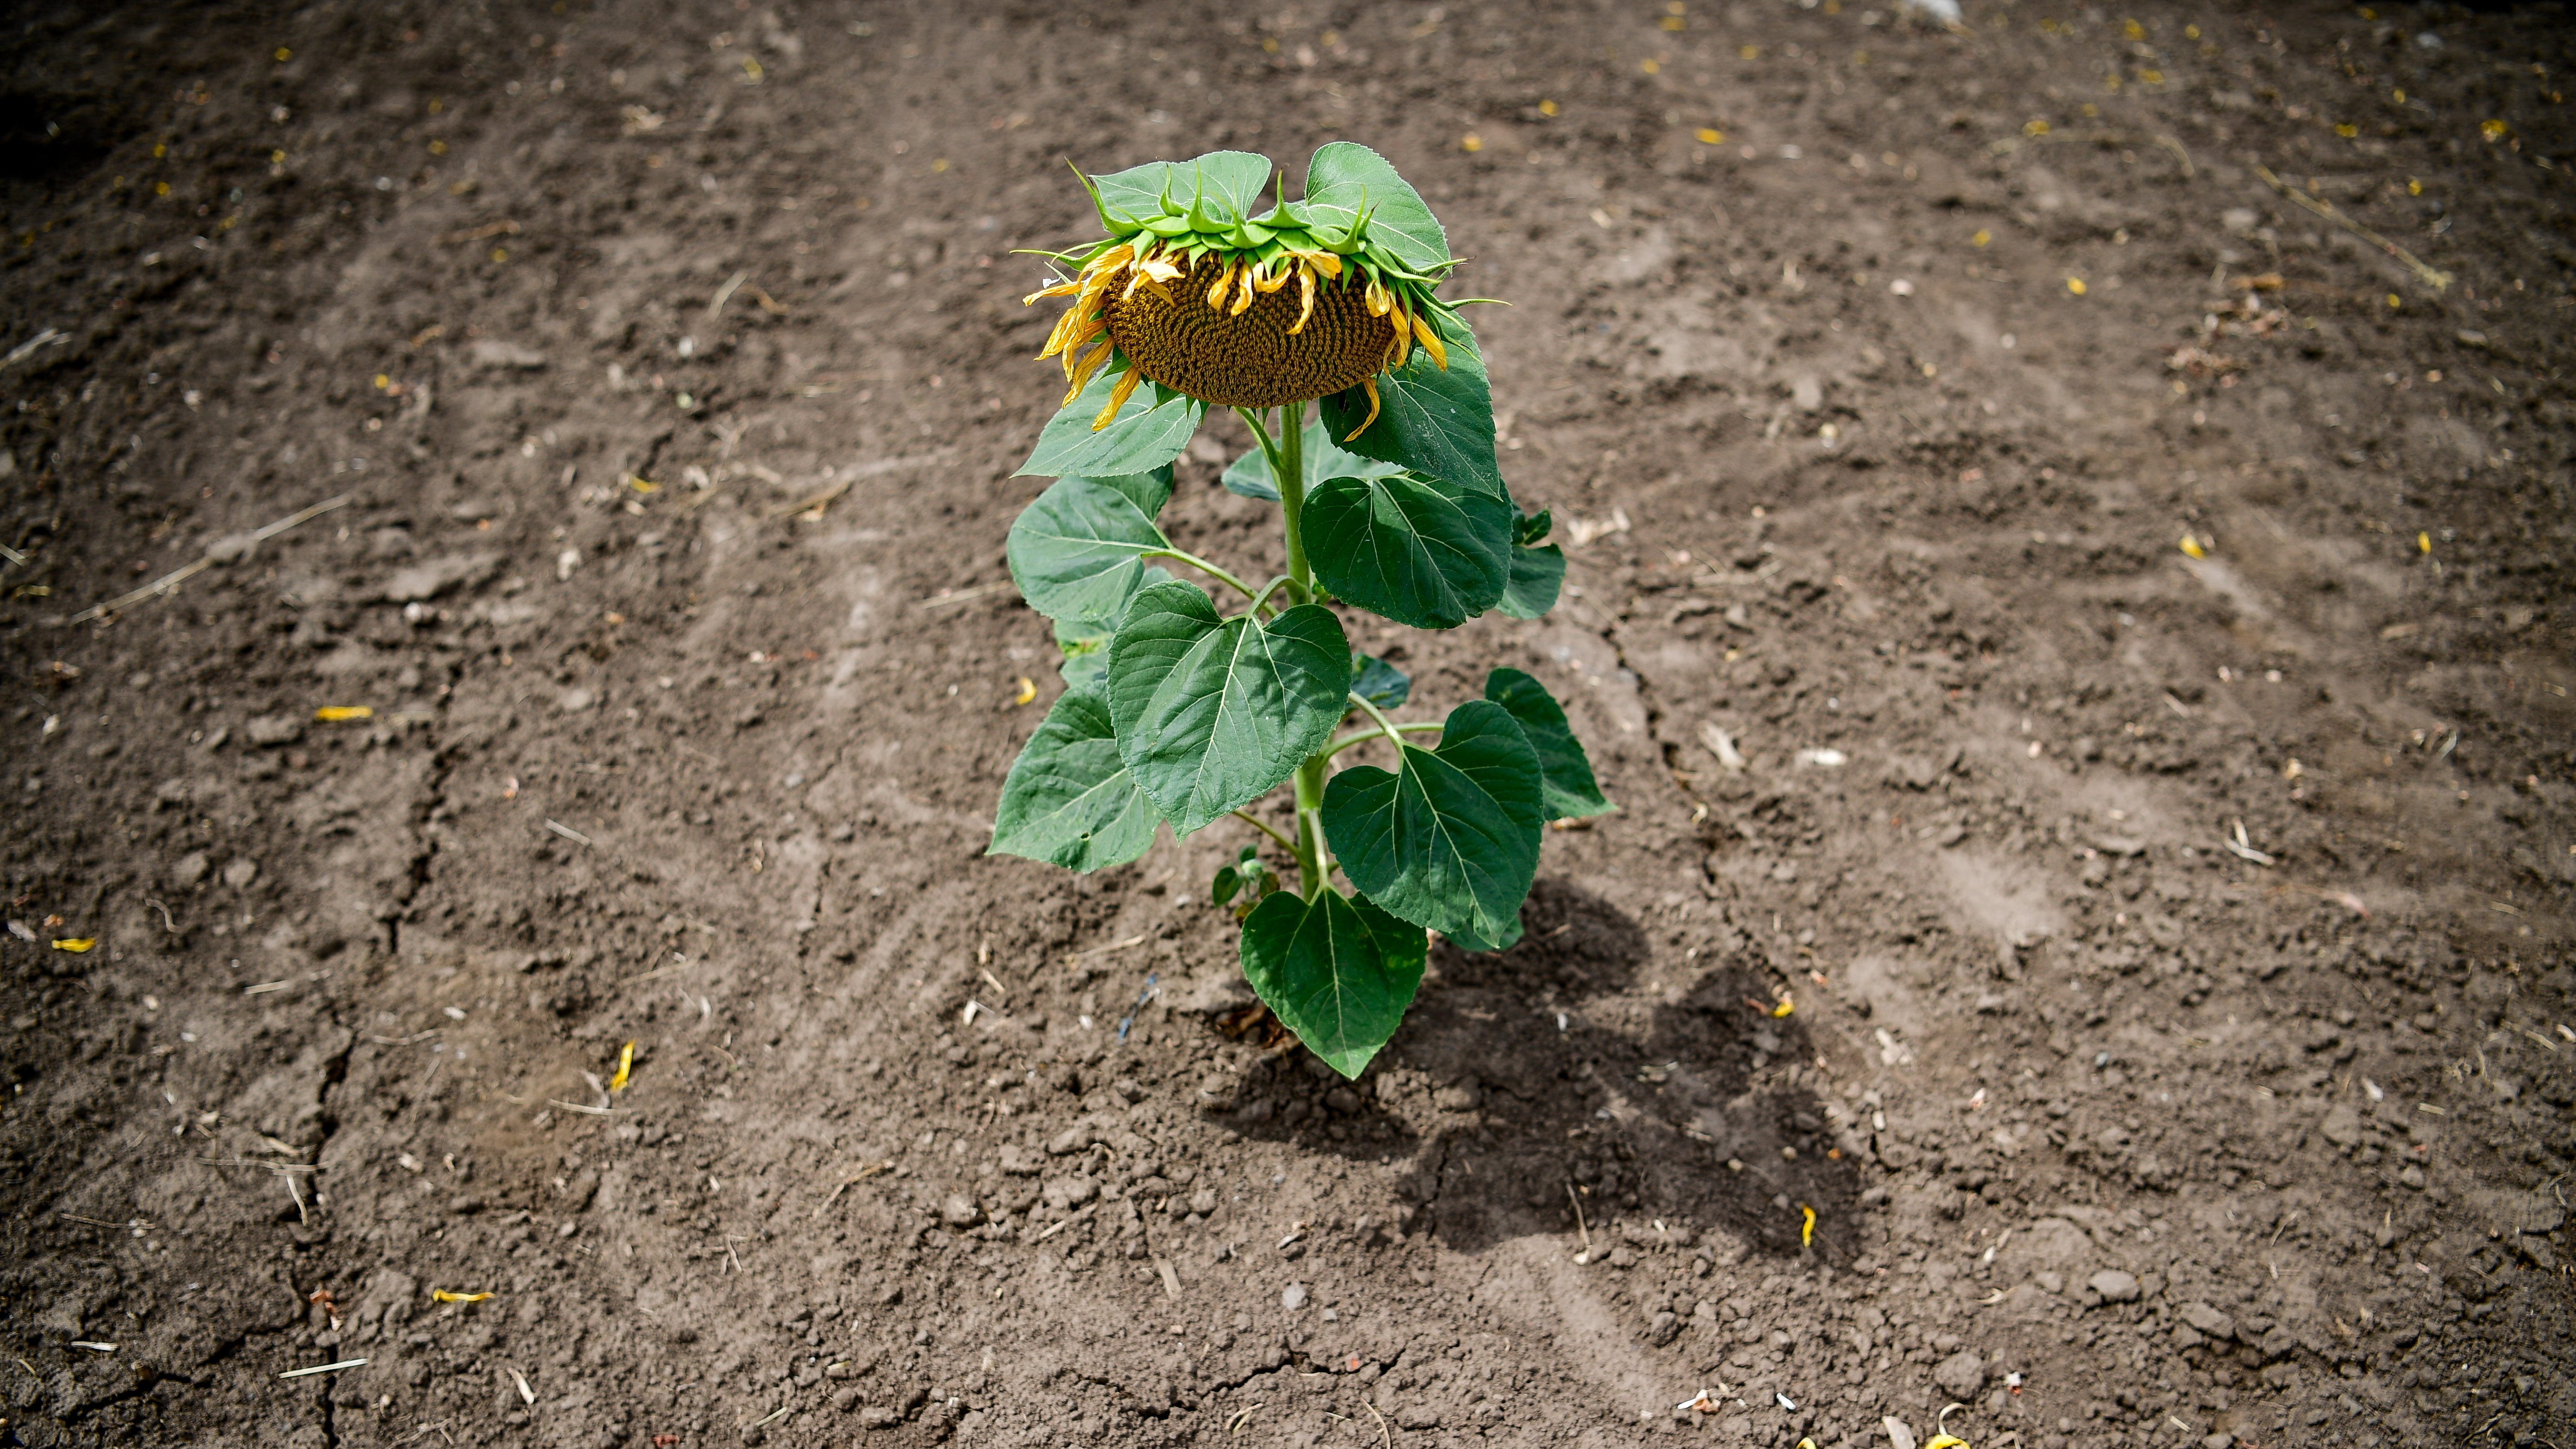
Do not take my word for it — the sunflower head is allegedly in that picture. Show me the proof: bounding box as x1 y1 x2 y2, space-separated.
1024 146 1463 439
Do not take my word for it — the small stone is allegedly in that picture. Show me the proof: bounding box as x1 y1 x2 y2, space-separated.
171 852 211 888
1040 1176 1097 1210
1188 1189 1219 1216
222 858 260 889
2180 1301 2237 1341
997 1145 1043 1176
559 688 595 713
1932 1350 1987 1400
1323 1087 1362 1115
1432 1083 1480 1112
1647 1311 1681 1347
446 1195 483 1215
245 714 304 747
2087 1269 2141 1303
2201 1435 2235 1449
1045 1126 1090 1155
1112 1077 1143 1103
939 1194 983 1228
1280 1282 1308 1311
2397 1165 2427 1190
2320 1103 2362 1147
469 339 549 370
857 1406 900 1430
2034 1271 2064 1294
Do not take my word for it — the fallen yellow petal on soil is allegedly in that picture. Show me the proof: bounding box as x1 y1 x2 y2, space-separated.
315 706 373 721
430 1290 492 1303
610 1040 636 1093
52 938 95 953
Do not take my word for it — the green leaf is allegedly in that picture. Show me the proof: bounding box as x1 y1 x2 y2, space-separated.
1220 418 1405 504
989 689 1162 874
1351 653 1411 711
1091 151 1276 229
1007 475 1173 625
1106 581 1352 836
1319 312 1504 500
1495 543 1565 619
1303 471 1512 631
1238 888 1427 1078
1018 372 1208 481
1444 908 1525 955
1302 142 1451 271
1321 699 1545 940
1511 508 1554 547
1483 668 1613 819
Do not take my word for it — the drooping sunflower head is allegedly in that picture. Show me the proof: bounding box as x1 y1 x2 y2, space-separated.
1024 146 1461 440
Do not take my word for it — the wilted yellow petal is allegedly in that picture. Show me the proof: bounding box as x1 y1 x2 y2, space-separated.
2066 277 2087 296
1091 365 1143 431
1012 677 1037 706
430 1290 493 1304
2179 535 2206 559
2416 532 2432 554
609 1040 636 1093
316 706 374 722
52 938 95 953
629 477 660 493
1770 995 1794 1018
1695 128 1723 144
1798 1203 1816 1247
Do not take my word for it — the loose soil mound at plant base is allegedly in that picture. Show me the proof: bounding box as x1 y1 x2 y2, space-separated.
2 2 2570 1446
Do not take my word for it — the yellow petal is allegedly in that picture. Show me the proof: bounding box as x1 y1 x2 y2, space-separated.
1012 677 1037 706
1061 335 1115 405
1252 261 1291 293
1288 265 1316 335
609 1040 636 1093
1228 264 1257 316
1363 279 1392 316
1798 1203 1816 1247
316 706 373 722
1205 260 1235 310
1021 279 1081 305
52 938 95 953
1770 996 1794 1018
1342 376 1381 442
1091 365 1143 430
1387 304 1412 370
430 1290 494 1304
1411 312 1448 370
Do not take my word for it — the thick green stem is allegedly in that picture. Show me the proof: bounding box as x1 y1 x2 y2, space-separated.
1276 399 1313 605
1291 750 1329 898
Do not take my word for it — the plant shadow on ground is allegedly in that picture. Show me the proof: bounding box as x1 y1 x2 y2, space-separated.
1214 879 1862 1260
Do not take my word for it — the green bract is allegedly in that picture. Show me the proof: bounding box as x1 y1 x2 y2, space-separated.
992 146 1610 1079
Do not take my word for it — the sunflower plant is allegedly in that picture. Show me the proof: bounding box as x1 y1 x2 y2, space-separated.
989 144 1611 1078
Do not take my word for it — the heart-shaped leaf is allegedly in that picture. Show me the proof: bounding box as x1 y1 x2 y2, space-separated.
1092 151 1275 230
1007 475 1173 625
1238 888 1427 1078
989 689 1161 874
1495 542 1565 619
1321 699 1545 940
1221 417 1408 503
1483 668 1613 820
1302 142 1451 271
1107 581 1351 835
1304 471 1513 630
1351 653 1412 711
1019 372 1208 481
1319 311 1503 500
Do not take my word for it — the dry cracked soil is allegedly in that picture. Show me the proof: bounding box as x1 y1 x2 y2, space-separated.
1 1 2573 1448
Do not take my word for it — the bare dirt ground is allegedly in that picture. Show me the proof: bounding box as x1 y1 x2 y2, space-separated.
3 1 2573 1447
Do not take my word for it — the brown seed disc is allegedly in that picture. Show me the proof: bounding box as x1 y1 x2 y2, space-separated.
1102 253 1396 408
